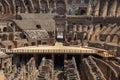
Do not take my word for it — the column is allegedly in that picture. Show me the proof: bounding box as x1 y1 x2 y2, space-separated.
101 0 108 17
52 54 54 67
108 0 117 16
46 0 50 13
29 0 34 12
53 0 56 13
87 2 92 15
38 0 42 13
64 54 67 60
93 0 100 16
65 0 68 15
34 54 38 67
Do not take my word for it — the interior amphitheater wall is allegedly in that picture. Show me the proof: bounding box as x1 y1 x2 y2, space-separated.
93 57 118 80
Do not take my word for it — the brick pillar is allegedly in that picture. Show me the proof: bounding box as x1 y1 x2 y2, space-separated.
34 54 38 67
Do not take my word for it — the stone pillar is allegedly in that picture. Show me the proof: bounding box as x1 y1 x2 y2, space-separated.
34 54 38 67
29 0 34 13
64 54 67 60
116 3 120 17
108 0 117 17
53 0 56 13
46 0 50 13
101 0 108 17
87 2 92 16
7 34 9 40
38 0 42 13
65 0 68 14
4 0 12 14
20 0 27 13
0 3 4 14
93 0 100 16
52 54 54 67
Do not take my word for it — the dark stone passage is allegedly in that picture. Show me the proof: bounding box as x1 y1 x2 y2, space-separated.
54 54 64 69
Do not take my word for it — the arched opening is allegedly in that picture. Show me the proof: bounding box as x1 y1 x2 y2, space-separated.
3 27 7 32
0 6 2 14
100 24 103 29
49 0 54 14
41 0 48 13
37 40 41 45
24 43 29 47
68 37 72 42
8 45 12 49
56 1 66 15
80 9 86 15
31 42 36 46
54 54 64 69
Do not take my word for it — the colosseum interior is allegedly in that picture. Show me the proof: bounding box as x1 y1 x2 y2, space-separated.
0 0 120 80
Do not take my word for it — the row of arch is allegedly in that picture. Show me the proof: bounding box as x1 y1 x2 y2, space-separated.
0 0 120 16
67 24 120 45
0 0 66 15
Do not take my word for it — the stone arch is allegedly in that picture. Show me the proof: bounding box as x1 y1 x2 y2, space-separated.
41 0 48 13
83 32 88 40
112 35 119 44
56 1 66 15
0 35 2 40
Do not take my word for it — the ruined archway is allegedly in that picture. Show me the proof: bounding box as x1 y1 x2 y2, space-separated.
56 1 66 15
41 0 48 13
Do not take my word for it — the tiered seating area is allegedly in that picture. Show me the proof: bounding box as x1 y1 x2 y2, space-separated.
24 30 49 40
64 57 81 80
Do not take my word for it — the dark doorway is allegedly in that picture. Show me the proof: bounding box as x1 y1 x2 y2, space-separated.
54 54 64 69
80 10 86 15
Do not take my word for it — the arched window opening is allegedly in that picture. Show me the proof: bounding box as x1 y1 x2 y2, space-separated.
3 27 7 32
